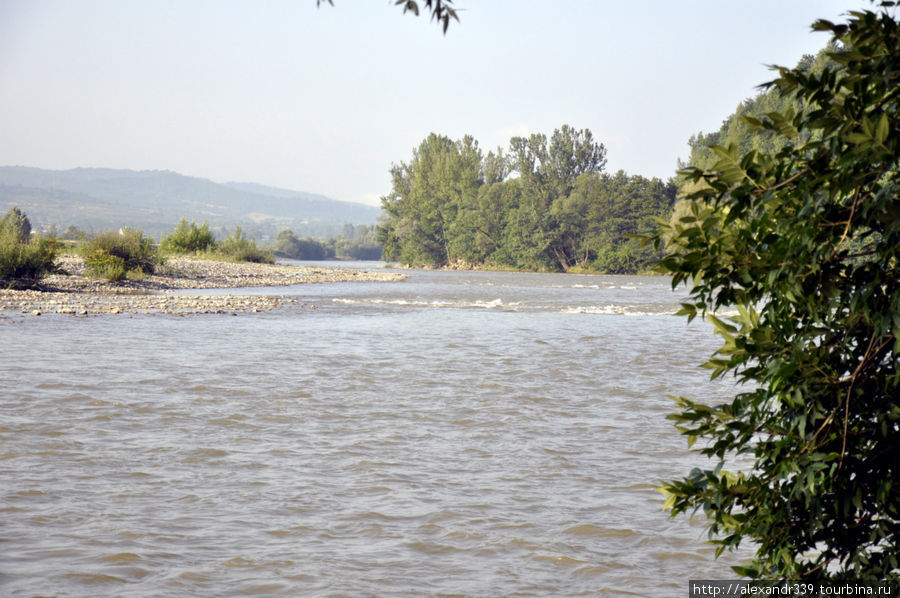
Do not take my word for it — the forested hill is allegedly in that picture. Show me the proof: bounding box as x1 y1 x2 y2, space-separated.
667 47 837 227
377 126 677 273
0 166 380 239
679 48 835 190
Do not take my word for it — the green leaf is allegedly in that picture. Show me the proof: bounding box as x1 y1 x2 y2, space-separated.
846 132 872 144
876 112 889 145
707 313 738 336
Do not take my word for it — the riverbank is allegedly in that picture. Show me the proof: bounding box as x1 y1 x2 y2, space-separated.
0 255 406 316
393 260 662 276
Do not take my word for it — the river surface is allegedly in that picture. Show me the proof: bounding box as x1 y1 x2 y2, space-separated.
1 266 744 596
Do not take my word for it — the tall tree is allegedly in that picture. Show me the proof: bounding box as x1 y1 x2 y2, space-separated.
379 133 481 266
509 125 608 269
652 7 900 582
481 147 509 186
509 125 607 199
545 125 608 198
0 206 32 243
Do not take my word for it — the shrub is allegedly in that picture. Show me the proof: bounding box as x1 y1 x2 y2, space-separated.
80 228 161 280
217 226 274 264
1 207 59 287
0 234 60 288
82 250 127 281
161 219 217 254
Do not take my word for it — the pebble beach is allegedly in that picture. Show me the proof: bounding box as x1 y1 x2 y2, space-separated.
0 255 406 317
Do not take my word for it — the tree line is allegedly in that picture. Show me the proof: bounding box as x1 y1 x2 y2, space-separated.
273 224 382 261
376 125 677 273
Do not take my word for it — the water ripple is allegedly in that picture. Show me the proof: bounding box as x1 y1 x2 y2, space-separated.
0 271 743 596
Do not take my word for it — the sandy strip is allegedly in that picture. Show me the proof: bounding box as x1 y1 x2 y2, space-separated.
1 255 406 317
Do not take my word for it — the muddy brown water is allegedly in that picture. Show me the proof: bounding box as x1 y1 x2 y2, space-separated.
1 267 746 596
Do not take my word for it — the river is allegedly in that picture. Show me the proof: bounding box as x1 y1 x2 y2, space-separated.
1 265 744 596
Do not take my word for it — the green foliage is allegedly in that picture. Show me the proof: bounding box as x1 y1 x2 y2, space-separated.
378 126 674 272
217 226 274 264
59 225 87 241
554 171 677 272
83 251 127 281
335 241 382 261
333 224 383 260
394 0 458 33
273 228 334 260
651 8 900 582
380 133 483 266
80 228 161 281
0 207 59 288
0 237 60 288
274 225 383 261
678 47 836 198
0 206 32 243
317 0 459 33
161 219 217 254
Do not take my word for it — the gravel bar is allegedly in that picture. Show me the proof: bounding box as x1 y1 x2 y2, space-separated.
0 255 406 317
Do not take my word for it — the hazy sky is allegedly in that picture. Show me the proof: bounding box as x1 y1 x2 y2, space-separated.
0 0 872 206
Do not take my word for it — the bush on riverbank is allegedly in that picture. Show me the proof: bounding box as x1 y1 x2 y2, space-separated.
161 219 217 254
0 206 60 288
0 234 60 289
80 228 162 281
216 226 274 264
161 220 275 264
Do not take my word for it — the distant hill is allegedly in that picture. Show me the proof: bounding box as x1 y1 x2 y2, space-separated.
0 166 381 239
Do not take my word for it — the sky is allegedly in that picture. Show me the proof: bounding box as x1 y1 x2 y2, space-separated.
0 0 876 206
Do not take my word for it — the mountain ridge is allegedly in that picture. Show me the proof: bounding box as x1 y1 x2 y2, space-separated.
0 166 381 239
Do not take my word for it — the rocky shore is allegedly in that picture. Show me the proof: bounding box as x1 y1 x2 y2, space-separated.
0 255 406 317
